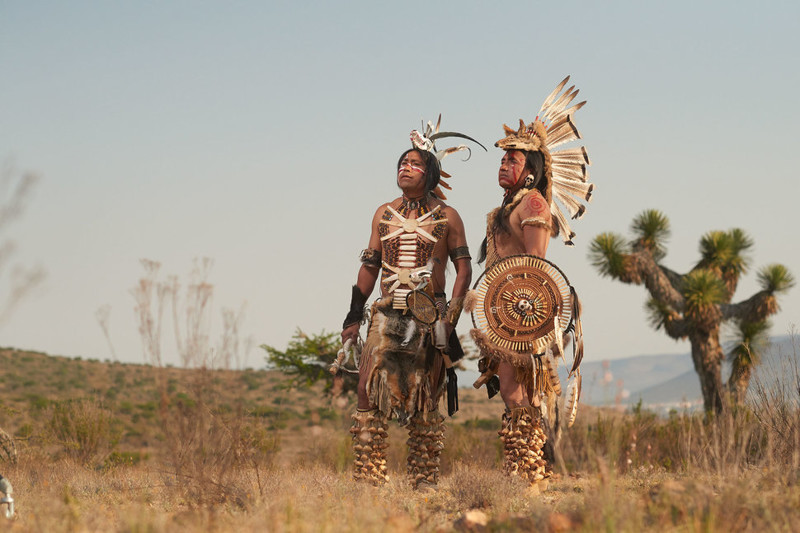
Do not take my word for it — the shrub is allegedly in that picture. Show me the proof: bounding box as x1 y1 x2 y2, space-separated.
47 398 119 464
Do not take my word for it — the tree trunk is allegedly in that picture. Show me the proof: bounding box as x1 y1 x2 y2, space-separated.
727 362 752 407
688 328 726 414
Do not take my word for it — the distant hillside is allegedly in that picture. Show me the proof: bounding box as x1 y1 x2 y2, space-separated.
0 346 507 467
579 351 694 406
460 334 799 414
608 335 798 412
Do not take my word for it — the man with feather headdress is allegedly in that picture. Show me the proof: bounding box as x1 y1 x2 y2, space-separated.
339 117 484 488
467 77 591 490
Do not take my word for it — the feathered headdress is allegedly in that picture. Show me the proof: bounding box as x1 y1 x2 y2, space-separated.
495 76 593 246
410 114 486 200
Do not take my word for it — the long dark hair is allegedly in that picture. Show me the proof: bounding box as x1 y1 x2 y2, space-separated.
477 150 547 264
397 148 441 195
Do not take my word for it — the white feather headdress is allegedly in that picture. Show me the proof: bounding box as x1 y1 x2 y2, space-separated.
495 76 593 246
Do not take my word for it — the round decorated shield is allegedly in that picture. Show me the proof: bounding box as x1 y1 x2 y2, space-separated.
471 255 574 354
406 289 438 325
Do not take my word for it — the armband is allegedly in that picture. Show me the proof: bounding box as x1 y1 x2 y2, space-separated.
449 245 471 262
446 296 464 327
360 248 381 268
521 216 551 230
343 285 368 328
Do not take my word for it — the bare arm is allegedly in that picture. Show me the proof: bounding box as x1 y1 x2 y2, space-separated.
518 191 551 258
444 208 472 333
341 206 384 343
445 207 472 299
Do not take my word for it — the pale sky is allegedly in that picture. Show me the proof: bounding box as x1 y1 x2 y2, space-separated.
1 1 798 367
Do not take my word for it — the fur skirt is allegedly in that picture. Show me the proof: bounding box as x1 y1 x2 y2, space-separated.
360 297 445 425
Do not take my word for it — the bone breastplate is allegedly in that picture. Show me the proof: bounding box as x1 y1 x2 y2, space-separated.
379 200 447 309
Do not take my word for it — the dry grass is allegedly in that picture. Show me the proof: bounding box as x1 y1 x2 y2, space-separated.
0 342 799 531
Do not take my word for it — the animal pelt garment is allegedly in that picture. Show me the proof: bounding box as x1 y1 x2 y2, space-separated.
360 297 445 426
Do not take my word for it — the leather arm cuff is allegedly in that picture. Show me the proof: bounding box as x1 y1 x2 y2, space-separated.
343 285 368 328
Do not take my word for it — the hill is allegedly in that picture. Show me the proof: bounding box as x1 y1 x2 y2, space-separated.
0 346 510 468
0 345 798 531
579 334 798 412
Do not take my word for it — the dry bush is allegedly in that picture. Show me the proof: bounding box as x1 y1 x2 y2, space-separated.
156 371 280 507
129 260 278 508
557 399 795 481
442 464 531 513
444 419 502 471
46 398 119 465
0 425 17 464
749 336 800 471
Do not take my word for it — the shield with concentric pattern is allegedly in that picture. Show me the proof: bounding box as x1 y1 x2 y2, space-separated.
471 255 574 354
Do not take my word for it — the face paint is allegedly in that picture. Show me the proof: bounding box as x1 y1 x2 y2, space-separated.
398 162 425 175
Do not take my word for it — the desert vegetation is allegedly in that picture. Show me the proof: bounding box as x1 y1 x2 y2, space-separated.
590 209 795 413
0 335 797 531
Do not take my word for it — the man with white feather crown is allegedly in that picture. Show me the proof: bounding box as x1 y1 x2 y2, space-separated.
337 117 485 488
465 76 591 490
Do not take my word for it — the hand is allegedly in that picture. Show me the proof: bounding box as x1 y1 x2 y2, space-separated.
341 322 360 345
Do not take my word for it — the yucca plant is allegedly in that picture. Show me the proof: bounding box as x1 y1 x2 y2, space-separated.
726 319 771 405
590 209 794 413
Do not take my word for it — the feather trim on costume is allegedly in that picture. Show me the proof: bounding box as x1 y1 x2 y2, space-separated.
552 206 577 246
505 405 538 424
464 289 478 313
543 348 562 396
569 288 584 377
545 387 560 443
470 328 533 370
564 372 581 428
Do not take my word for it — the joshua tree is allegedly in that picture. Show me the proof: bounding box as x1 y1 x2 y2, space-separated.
590 209 794 413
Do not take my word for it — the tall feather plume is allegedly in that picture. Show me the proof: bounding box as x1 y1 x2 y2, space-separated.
548 122 582 151
497 76 592 245
540 76 592 245
537 76 570 118
553 176 594 201
541 86 579 124
551 163 589 183
546 118 581 148
551 147 591 166
553 188 588 219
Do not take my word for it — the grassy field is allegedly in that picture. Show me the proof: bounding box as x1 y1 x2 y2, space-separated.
0 347 798 532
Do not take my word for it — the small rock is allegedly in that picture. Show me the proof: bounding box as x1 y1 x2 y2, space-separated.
453 509 488 531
